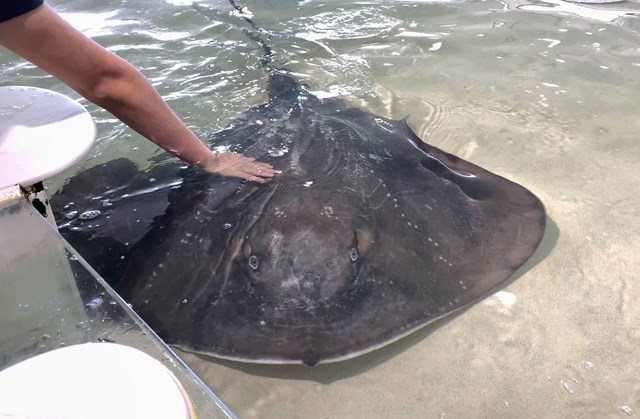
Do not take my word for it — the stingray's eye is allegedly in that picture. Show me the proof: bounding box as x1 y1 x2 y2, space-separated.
349 247 359 262
249 255 260 270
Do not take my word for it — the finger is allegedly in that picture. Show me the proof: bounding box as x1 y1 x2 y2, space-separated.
248 175 266 184
243 163 276 178
258 162 274 170
251 161 270 168
234 169 267 183
254 163 276 173
255 170 276 178
243 169 273 179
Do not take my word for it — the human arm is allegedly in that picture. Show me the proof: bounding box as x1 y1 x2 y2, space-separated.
0 3 275 182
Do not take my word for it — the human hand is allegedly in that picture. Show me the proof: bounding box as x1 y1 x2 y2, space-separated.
197 151 276 183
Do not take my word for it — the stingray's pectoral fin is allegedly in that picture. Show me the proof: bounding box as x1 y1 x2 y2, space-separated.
52 158 183 283
420 155 493 200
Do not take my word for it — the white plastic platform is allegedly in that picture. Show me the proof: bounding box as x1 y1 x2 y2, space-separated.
0 343 195 419
0 86 96 189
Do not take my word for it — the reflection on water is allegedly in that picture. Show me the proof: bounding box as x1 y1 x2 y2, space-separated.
508 0 640 23
2 0 640 417
59 11 138 37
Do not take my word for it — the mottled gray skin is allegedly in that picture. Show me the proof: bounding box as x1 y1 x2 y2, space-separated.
53 71 545 366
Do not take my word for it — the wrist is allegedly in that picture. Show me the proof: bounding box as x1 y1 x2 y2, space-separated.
171 135 211 166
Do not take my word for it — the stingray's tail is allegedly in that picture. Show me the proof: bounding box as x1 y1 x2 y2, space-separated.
226 0 274 68
195 1 302 99
223 0 306 100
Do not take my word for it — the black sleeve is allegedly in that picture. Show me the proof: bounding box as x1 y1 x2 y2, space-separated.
0 0 45 24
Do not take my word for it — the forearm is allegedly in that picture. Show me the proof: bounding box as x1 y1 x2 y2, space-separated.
86 62 212 165
0 3 211 165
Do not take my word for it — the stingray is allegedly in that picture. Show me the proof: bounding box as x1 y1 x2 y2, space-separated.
51 2 546 366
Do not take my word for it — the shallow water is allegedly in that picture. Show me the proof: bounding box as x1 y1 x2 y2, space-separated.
2 0 640 416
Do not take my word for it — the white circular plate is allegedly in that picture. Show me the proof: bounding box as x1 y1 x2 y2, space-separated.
0 343 195 419
0 86 96 189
